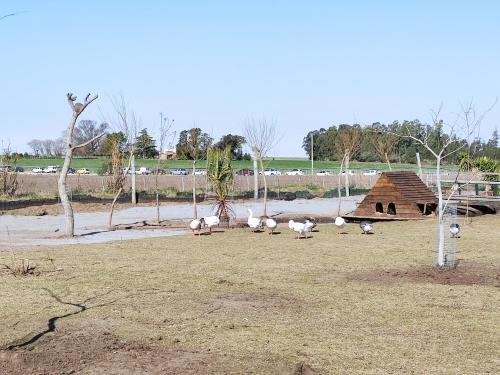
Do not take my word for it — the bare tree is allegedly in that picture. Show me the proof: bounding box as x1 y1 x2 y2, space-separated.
371 130 397 170
41 139 55 156
53 137 66 156
58 93 102 237
244 118 279 216
1 144 18 197
73 120 109 156
154 115 174 224
336 154 348 217
106 139 126 194
108 96 137 230
27 139 42 156
394 101 494 267
335 125 361 197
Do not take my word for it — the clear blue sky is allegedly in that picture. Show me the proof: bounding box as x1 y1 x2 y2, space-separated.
1 1 499 156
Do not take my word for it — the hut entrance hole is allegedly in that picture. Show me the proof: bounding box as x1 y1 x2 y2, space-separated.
387 203 396 215
375 202 383 213
417 203 433 215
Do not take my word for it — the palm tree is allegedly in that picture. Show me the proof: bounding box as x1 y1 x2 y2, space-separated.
207 146 234 225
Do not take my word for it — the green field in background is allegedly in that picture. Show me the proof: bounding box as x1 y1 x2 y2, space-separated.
14 157 443 173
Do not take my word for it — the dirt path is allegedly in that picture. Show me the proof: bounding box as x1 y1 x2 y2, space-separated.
0 197 363 248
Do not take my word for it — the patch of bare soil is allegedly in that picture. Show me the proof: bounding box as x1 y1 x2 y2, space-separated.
0 322 220 375
1 202 158 216
345 261 500 287
212 292 292 311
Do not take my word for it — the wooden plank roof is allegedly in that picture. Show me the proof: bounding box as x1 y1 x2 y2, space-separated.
382 171 437 203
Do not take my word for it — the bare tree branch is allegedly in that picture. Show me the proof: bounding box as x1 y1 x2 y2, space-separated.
0 12 24 21
72 132 105 150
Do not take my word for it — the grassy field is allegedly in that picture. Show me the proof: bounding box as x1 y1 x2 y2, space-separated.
14 156 441 173
1 216 498 373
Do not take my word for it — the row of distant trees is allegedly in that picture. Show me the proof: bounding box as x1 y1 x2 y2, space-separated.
303 121 499 164
26 118 499 163
27 121 250 160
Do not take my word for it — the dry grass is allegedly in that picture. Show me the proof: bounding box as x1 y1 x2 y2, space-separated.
0 215 499 374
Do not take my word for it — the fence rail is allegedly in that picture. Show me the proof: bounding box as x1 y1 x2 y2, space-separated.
12 172 476 196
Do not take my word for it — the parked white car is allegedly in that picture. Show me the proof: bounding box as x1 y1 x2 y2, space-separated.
316 170 331 176
194 169 207 176
43 166 58 173
362 169 379 176
285 169 304 176
137 167 153 175
260 168 281 176
340 170 355 176
32 167 43 174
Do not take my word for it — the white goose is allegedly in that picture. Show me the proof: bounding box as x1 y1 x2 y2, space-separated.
260 216 278 235
203 215 220 234
247 209 262 232
189 218 205 235
334 216 346 234
288 220 309 239
359 220 373 234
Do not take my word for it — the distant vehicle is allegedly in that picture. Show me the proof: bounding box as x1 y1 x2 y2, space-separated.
171 168 188 176
43 165 58 173
316 170 331 176
340 170 355 176
32 167 43 174
137 167 153 175
362 169 379 176
15 166 24 173
0 165 13 172
260 168 281 176
77 168 90 175
67 167 76 174
236 168 254 176
152 168 166 175
285 169 304 176
194 169 207 176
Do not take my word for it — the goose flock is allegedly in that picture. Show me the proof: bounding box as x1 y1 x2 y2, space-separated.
189 209 376 239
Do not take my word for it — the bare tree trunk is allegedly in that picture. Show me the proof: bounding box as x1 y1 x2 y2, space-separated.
109 151 133 230
253 156 258 200
108 186 123 230
259 158 268 216
131 154 136 204
436 157 445 266
336 155 346 217
58 93 100 237
344 154 350 197
385 152 392 170
155 157 161 225
58 135 75 237
192 160 197 219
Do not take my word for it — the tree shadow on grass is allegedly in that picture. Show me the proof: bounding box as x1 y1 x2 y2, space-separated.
4 288 119 351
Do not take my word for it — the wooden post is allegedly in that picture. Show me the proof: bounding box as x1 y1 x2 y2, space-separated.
416 152 423 179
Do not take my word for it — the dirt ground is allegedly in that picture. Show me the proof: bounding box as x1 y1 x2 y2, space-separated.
0 197 363 248
1 201 146 216
0 215 499 374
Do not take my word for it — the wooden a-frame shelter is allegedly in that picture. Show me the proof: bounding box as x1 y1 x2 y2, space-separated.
351 171 437 220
